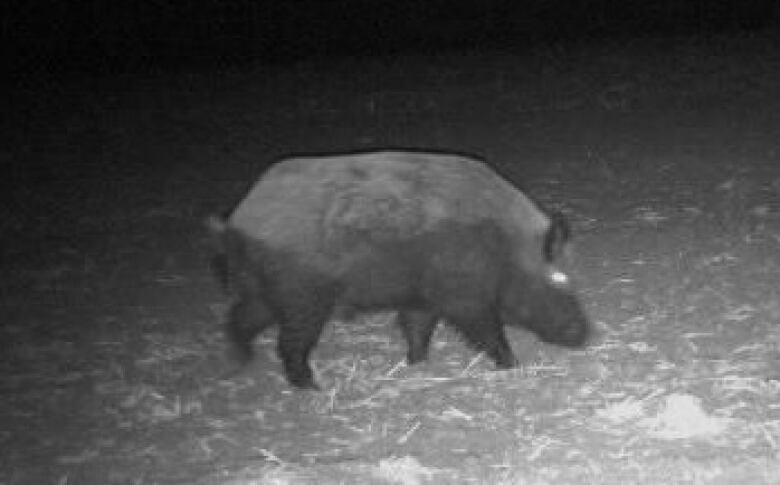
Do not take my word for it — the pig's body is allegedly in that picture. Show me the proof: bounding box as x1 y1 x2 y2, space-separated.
209 150 590 389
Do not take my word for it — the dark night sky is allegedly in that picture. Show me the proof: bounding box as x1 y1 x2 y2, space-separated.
4 0 779 76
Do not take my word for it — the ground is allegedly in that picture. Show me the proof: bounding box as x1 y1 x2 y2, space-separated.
3 32 780 484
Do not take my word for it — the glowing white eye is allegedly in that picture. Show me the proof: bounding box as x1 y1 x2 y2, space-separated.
549 269 570 286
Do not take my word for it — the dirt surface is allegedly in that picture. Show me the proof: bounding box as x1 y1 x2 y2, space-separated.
3 32 780 484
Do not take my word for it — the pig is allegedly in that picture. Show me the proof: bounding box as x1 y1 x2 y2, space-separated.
208 150 590 389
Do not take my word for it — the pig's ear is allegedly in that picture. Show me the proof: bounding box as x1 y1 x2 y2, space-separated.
543 211 571 263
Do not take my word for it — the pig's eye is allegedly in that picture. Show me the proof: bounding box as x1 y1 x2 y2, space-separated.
548 269 570 287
